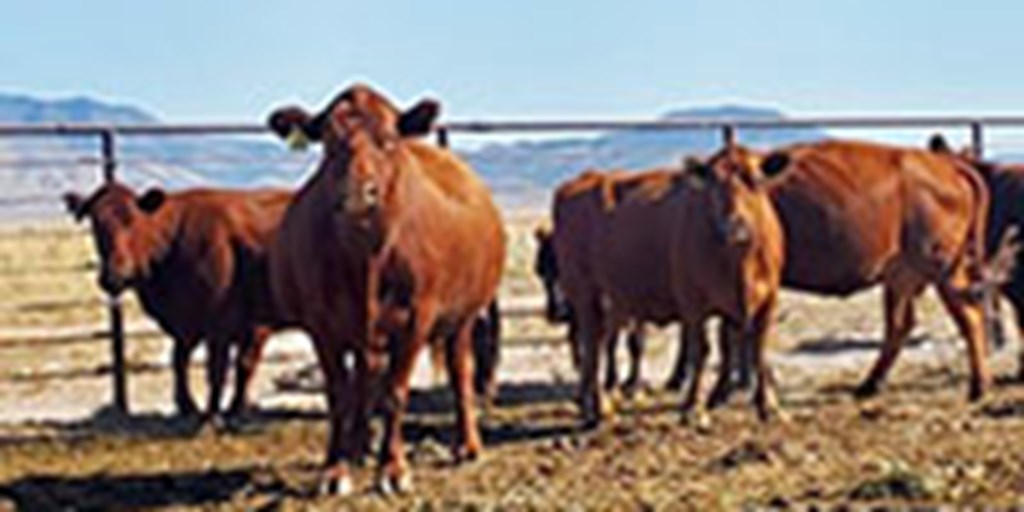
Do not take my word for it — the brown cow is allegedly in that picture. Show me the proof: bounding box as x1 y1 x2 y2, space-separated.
556 138 1011 404
667 147 785 424
540 172 692 395
552 161 780 426
729 139 1004 402
266 84 505 495
64 183 290 422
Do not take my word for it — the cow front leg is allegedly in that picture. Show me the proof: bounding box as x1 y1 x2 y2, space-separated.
376 302 436 495
172 336 200 418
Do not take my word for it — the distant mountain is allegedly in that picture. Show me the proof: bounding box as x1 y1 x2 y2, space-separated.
463 105 828 205
0 94 157 124
0 94 829 219
0 94 308 220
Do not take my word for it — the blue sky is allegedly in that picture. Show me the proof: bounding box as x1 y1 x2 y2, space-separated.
2 0 1023 122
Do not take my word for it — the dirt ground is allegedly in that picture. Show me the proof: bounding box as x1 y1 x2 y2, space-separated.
1 218 1024 510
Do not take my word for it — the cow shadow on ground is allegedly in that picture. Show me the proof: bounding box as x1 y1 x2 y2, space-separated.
408 379 578 414
404 380 583 447
0 465 292 511
39 405 325 442
788 334 929 355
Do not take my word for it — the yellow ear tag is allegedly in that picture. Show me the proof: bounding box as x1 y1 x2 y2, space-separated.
285 126 310 152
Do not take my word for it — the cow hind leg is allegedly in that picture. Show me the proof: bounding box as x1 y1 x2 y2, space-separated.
1007 294 1024 381
665 328 691 392
749 299 782 422
621 324 645 396
603 329 620 393
447 319 483 462
936 277 992 401
227 326 272 418
172 336 200 418
204 336 231 424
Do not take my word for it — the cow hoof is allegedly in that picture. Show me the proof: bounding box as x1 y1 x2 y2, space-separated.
967 382 988 403
580 412 601 431
319 473 354 497
707 383 734 410
757 406 787 424
452 443 482 464
853 380 880 400
176 400 200 419
202 413 227 433
621 378 644 399
600 394 616 418
680 409 712 433
664 376 686 393
376 471 413 495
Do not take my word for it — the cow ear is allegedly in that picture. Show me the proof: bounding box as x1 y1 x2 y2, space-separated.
398 99 440 137
534 223 553 242
928 134 952 153
682 156 710 189
137 188 166 214
760 152 790 178
63 192 87 222
267 106 323 151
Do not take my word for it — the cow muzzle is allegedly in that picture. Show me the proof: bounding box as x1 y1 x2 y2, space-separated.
343 182 380 217
720 216 753 246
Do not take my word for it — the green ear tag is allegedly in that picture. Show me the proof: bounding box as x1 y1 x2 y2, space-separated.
286 126 310 152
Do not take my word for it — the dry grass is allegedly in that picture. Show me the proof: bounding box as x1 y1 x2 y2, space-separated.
1 216 1024 510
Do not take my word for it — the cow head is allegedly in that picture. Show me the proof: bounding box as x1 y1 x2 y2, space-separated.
685 146 771 247
267 84 440 233
533 224 571 323
63 183 170 295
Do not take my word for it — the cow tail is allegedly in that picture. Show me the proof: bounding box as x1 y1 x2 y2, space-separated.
955 160 1016 350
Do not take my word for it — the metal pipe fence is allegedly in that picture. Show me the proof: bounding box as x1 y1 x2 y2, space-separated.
2 113 1024 413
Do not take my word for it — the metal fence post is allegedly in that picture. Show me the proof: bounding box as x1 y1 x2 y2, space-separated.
722 124 737 148
436 126 450 149
100 129 129 414
970 121 984 160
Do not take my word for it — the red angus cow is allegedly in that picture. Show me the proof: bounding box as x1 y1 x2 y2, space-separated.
266 84 505 495
550 138 1014 405
739 139 1009 401
536 172 688 395
549 160 783 426
64 183 291 421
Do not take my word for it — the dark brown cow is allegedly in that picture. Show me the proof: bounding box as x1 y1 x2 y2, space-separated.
928 135 1022 377
64 183 291 422
540 173 684 395
266 84 505 495
552 159 783 426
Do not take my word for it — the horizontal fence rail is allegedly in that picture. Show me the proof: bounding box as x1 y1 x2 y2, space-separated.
2 114 1024 136
4 114 1024 414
